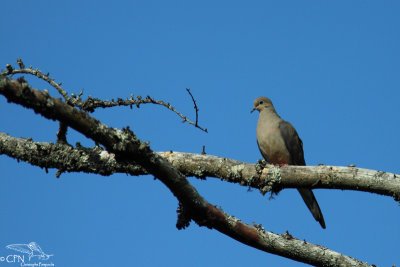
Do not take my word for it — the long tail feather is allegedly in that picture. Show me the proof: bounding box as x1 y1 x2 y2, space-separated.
297 188 326 229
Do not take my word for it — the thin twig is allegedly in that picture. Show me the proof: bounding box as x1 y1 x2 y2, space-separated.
80 95 208 132
1 60 208 133
1 59 70 102
185 88 200 128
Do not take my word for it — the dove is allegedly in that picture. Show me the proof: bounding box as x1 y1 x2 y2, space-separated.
252 97 326 229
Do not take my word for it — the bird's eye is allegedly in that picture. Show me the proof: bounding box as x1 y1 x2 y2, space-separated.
259 100 264 105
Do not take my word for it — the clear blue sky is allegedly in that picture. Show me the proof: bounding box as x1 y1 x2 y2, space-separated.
1 1 399 266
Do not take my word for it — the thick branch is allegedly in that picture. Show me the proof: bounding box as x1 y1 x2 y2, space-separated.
0 77 371 266
1 133 398 201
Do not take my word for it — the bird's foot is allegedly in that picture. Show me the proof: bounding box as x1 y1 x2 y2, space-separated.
255 159 267 174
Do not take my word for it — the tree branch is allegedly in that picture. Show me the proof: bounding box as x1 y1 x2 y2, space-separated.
1 132 398 201
0 76 373 266
1 59 207 132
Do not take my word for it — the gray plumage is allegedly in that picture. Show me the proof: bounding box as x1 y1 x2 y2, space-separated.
251 97 326 229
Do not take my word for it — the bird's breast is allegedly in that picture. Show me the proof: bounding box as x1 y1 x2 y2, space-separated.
256 122 291 164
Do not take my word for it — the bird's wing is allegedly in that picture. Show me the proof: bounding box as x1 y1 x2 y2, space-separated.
279 120 326 228
279 121 305 165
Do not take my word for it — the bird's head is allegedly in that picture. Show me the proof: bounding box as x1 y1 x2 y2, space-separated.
251 97 274 113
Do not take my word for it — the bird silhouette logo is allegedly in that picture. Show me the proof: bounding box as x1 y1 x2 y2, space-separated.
6 242 53 261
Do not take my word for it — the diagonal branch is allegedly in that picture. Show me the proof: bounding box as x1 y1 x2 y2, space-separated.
0 76 371 266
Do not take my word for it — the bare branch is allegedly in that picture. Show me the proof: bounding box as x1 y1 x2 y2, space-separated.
1 132 399 201
185 88 203 130
1 60 207 132
1 59 70 101
0 76 372 266
56 122 69 145
80 94 208 132
0 132 139 176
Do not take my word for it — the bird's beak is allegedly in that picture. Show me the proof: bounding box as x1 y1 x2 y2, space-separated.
250 107 256 113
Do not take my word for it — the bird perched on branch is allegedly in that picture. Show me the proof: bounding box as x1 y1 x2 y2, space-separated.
251 97 326 229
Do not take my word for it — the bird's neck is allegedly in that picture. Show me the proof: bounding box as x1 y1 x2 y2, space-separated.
260 108 280 121
257 109 281 130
